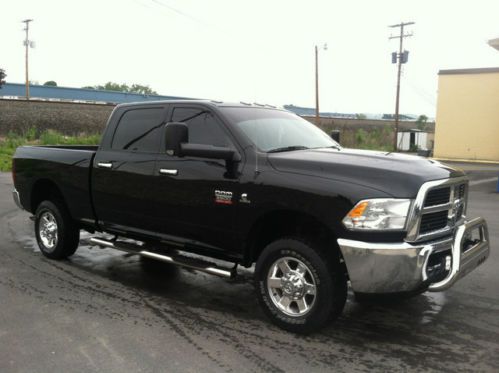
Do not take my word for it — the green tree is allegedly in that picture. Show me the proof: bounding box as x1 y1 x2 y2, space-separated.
415 114 428 130
43 80 57 86
98 82 129 92
129 83 157 95
0 69 6 88
355 113 367 120
84 82 158 95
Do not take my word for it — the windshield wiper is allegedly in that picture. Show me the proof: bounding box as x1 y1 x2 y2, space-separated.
312 145 342 151
267 145 310 153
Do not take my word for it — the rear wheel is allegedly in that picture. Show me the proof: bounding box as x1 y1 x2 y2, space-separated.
255 237 347 334
35 200 79 259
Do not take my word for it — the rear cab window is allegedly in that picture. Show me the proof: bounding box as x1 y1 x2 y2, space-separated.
112 108 165 153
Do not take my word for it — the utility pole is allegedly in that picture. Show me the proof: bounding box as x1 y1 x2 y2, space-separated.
22 19 34 100
389 21 414 151
314 43 327 125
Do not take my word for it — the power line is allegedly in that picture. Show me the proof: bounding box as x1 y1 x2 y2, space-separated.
150 0 199 23
405 80 437 108
148 0 221 32
389 21 414 151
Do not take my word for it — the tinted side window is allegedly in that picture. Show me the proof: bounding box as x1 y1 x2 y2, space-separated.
112 108 164 152
171 108 229 147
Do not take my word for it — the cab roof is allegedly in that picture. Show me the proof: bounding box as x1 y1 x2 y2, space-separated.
116 99 287 111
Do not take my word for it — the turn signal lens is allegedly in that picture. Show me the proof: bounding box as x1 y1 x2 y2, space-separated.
347 201 368 218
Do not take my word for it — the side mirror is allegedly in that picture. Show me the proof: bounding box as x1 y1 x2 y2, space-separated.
165 122 188 156
181 143 241 162
165 121 241 161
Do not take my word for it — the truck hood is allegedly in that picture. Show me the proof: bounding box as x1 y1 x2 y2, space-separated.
267 148 465 198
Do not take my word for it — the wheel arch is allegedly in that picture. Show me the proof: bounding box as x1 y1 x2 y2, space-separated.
244 209 342 266
30 178 69 215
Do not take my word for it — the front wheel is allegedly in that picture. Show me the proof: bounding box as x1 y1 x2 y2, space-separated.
35 200 80 259
255 237 347 334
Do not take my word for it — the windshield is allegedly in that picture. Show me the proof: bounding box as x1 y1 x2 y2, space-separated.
220 107 341 152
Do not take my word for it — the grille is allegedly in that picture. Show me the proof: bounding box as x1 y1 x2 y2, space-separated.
414 181 468 240
424 187 450 207
454 183 466 221
419 211 448 234
457 183 466 198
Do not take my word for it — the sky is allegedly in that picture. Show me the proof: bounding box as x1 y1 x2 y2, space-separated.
2 0 498 117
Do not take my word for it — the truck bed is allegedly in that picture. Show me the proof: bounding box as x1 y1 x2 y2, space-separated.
13 145 98 224
33 145 99 151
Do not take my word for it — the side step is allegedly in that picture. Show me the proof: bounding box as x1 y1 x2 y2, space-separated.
89 237 236 279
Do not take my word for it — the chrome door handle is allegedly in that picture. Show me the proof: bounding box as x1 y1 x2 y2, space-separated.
159 169 178 176
97 162 113 169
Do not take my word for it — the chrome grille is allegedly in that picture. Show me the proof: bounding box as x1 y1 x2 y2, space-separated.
458 183 466 198
419 211 448 233
454 183 466 220
406 177 469 242
424 187 450 207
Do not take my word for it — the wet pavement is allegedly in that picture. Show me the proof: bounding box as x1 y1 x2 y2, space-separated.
1 168 498 372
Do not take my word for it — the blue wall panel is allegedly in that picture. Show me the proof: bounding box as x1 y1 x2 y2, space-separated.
0 83 194 103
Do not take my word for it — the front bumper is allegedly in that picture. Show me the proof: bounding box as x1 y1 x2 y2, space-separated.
337 217 490 294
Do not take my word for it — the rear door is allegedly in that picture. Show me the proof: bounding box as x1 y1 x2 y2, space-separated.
92 105 167 232
152 104 242 253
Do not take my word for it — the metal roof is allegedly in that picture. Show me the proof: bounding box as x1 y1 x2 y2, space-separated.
0 83 193 103
439 67 499 75
488 38 499 51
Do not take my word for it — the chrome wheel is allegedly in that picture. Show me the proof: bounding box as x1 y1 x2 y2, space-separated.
39 211 58 250
267 256 317 317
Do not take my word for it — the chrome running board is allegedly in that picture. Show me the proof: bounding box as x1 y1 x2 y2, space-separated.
89 237 236 279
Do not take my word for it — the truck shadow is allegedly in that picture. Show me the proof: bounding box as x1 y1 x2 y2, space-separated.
68 242 447 330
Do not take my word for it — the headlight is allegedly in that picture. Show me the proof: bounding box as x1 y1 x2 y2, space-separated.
342 199 412 230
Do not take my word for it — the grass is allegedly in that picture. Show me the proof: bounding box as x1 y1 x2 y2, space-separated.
352 127 394 152
316 123 396 152
0 128 101 172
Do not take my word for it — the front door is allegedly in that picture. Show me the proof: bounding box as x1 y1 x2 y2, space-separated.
151 105 242 254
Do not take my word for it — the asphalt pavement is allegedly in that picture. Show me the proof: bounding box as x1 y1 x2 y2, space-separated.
1 164 498 372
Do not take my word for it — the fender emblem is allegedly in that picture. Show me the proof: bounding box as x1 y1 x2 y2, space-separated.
215 190 233 205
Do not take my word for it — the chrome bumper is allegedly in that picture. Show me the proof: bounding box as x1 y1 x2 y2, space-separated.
12 189 24 210
337 217 490 294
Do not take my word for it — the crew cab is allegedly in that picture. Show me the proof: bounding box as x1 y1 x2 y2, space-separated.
12 100 490 333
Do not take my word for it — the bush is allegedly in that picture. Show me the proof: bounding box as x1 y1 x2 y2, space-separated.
40 130 65 145
352 126 393 152
24 127 37 141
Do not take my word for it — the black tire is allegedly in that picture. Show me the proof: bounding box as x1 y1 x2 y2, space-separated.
35 200 80 260
255 237 347 334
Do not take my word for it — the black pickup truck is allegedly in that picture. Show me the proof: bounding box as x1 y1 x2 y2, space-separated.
12 100 490 333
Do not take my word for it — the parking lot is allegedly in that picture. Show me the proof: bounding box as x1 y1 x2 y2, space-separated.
1 164 498 372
